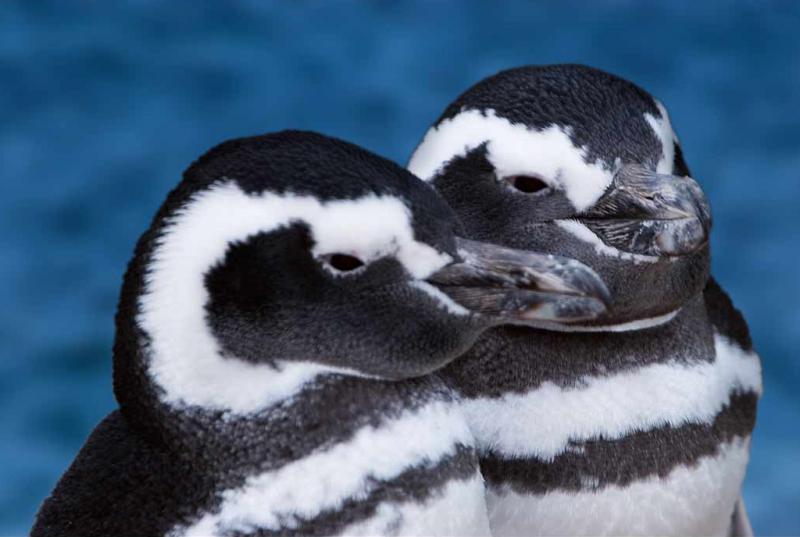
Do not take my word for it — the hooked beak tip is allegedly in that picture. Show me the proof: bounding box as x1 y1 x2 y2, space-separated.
579 165 712 257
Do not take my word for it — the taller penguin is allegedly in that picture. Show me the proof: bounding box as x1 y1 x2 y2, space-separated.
32 130 609 537
409 64 762 536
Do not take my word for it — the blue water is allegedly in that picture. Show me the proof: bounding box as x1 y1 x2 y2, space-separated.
1 1 798 535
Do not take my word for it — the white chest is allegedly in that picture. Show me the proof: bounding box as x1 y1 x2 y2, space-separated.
342 474 491 537
486 438 750 537
464 333 761 537
172 400 490 537
461 334 761 460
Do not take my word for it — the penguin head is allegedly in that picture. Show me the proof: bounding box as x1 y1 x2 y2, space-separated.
114 131 608 414
409 65 711 325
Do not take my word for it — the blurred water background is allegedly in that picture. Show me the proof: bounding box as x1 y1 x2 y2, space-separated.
1 1 798 535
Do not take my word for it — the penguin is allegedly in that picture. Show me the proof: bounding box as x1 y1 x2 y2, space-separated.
31 130 610 537
408 65 762 537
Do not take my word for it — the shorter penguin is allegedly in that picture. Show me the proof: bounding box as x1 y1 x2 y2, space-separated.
31 131 609 537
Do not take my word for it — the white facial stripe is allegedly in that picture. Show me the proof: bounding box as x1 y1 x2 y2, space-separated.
138 182 452 413
172 401 474 536
461 334 762 461
408 109 614 212
307 195 452 278
486 438 750 537
555 219 659 264
644 100 678 174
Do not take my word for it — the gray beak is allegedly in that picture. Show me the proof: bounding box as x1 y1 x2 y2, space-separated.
578 164 711 257
425 238 610 323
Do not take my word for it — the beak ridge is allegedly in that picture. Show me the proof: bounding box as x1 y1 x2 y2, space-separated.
425 238 610 323
579 165 711 257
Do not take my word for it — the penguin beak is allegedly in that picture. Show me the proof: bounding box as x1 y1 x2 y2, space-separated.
425 238 611 323
577 164 712 257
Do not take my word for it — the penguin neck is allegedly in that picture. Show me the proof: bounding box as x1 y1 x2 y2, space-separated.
114 317 359 448
113 281 444 471
442 291 715 399
112 279 353 465
114 335 445 475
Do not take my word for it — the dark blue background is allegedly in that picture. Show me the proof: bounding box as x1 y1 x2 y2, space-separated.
2 1 798 535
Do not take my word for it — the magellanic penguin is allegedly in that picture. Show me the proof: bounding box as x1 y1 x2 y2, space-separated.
408 65 763 537
31 130 610 537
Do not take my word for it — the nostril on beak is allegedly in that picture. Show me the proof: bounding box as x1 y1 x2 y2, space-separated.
577 165 712 257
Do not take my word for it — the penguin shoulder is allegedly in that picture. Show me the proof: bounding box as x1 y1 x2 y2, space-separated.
31 411 200 537
704 277 753 351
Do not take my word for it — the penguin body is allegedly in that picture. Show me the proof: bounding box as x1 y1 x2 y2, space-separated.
33 131 608 537
409 65 762 536
448 288 759 536
36 381 486 537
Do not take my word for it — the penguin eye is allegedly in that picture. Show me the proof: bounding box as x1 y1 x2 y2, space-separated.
321 253 365 273
504 175 549 194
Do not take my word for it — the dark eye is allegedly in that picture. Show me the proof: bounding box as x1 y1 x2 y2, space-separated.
323 253 365 273
505 175 549 194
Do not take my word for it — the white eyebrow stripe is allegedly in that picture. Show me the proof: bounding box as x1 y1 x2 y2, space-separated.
408 109 614 212
138 182 452 413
